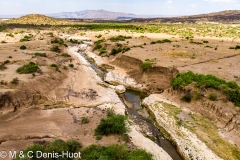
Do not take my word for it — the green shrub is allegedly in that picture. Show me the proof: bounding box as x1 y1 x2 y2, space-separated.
50 63 61 72
81 117 89 124
155 39 171 43
16 144 44 160
208 93 217 101
6 33 14 37
122 47 131 53
20 38 29 42
109 35 132 42
96 34 102 38
69 64 74 68
20 45 27 50
20 35 32 42
172 71 240 106
34 52 47 57
69 39 82 44
50 64 58 68
50 46 61 53
99 47 107 55
51 38 64 45
110 48 122 55
142 61 154 72
95 111 127 136
61 53 71 57
16 62 39 74
128 149 153 160
17 139 82 160
81 144 152 160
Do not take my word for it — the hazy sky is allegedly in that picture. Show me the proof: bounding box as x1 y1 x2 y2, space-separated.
0 0 239 15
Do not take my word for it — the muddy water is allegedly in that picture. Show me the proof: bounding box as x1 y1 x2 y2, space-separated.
79 50 182 160
124 90 182 160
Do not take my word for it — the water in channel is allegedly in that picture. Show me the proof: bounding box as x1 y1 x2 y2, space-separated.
79 50 183 160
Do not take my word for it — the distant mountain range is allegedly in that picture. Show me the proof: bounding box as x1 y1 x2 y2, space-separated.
0 10 167 19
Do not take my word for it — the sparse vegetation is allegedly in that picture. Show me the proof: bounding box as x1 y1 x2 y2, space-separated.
61 53 71 57
141 61 154 72
51 38 64 45
109 35 132 42
16 139 82 160
20 45 27 50
81 144 152 160
229 45 240 50
34 52 47 57
10 77 19 85
20 35 32 42
50 63 61 72
172 71 240 106
208 92 217 101
50 46 61 53
68 64 74 68
6 33 14 37
81 116 90 124
16 62 39 74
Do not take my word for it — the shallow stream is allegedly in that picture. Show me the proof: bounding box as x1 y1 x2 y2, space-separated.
79 49 182 160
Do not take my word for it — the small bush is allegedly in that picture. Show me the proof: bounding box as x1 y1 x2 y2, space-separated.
69 39 82 44
50 64 60 72
155 39 172 43
4 60 10 64
16 62 39 74
122 47 131 53
208 93 217 101
20 38 29 42
34 52 47 57
6 33 14 37
61 53 71 57
17 139 82 160
142 61 154 72
50 64 58 68
99 48 107 55
51 38 64 45
10 77 19 85
172 71 240 106
50 46 61 53
229 45 240 50
20 45 27 50
0 63 7 70
8 56 12 58
20 35 32 42
81 117 89 124
181 94 192 103
110 48 122 55
69 64 74 68
95 111 127 136
81 144 152 160
96 34 102 38
109 35 132 42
